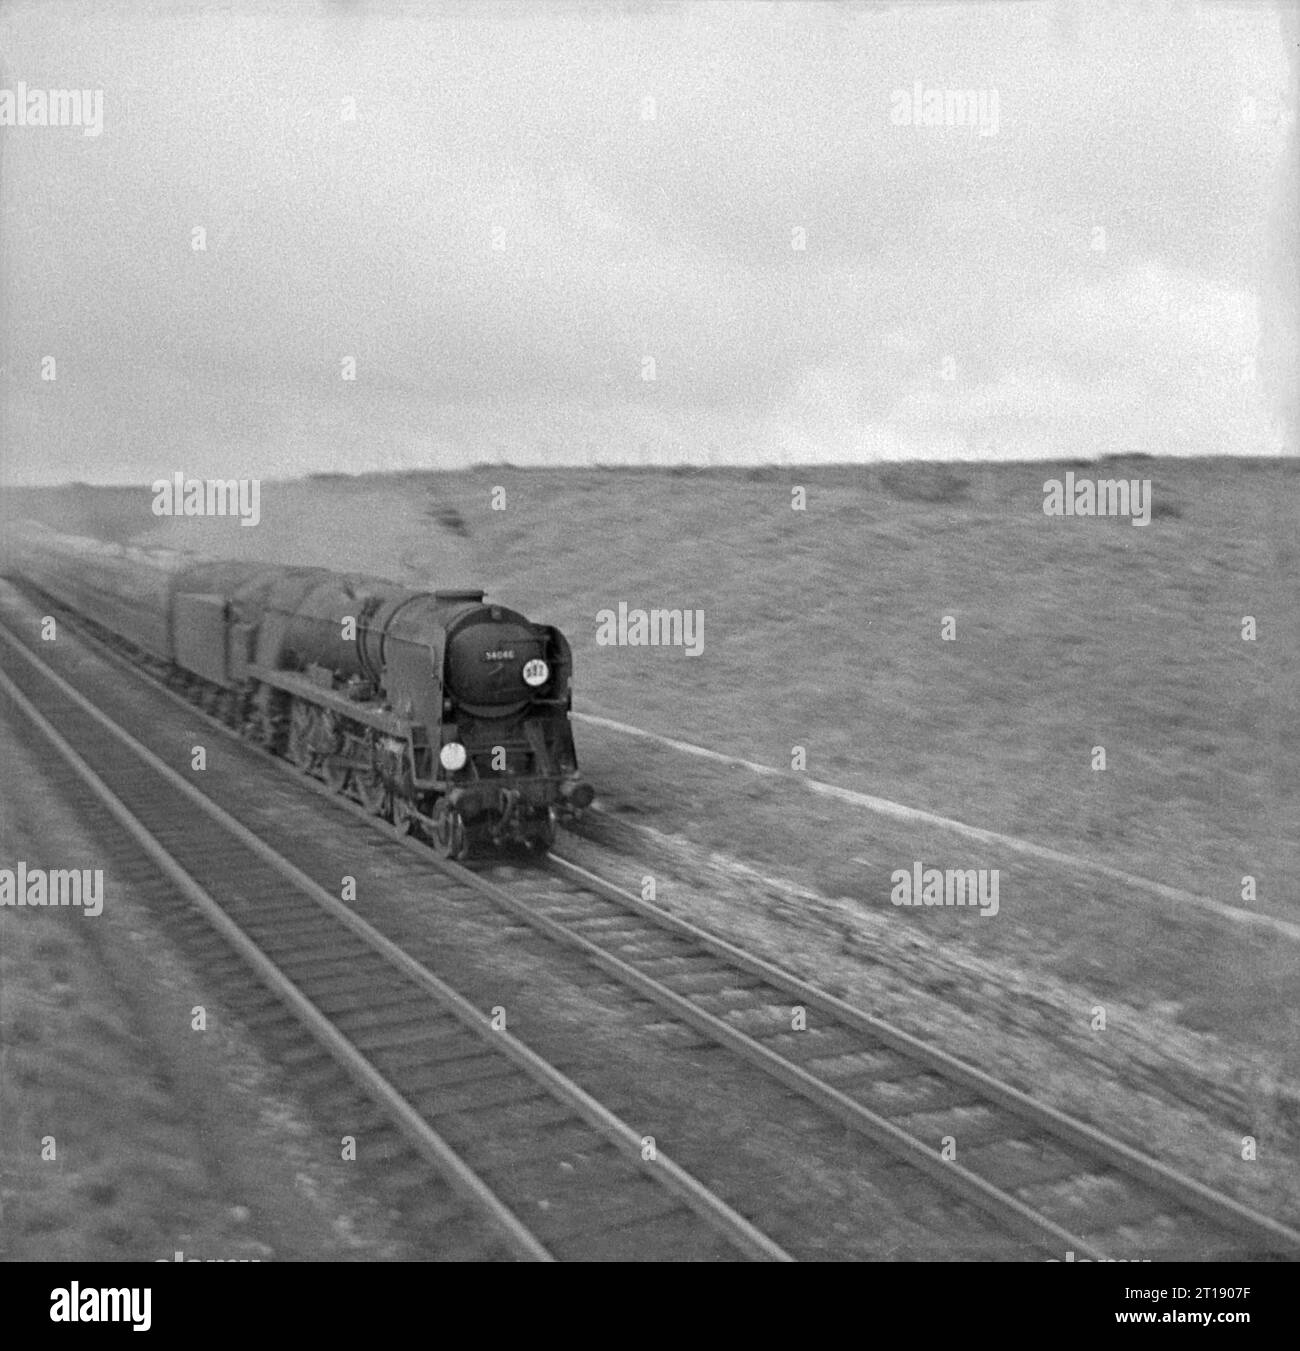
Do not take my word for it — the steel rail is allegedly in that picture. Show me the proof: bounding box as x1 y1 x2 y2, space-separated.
10 588 1295 1259
0 623 791 1263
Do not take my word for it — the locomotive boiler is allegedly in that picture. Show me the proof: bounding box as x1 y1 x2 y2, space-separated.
12 525 593 857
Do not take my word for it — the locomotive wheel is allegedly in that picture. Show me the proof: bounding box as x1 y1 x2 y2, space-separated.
525 807 557 855
322 756 351 794
355 764 388 815
246 704 280 751
390 793 417 836
314 710 347 786
431 803 468 861
244 708 269 746
287 701 318 774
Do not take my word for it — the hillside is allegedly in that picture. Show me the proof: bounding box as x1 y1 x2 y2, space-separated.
5 457 1297 1075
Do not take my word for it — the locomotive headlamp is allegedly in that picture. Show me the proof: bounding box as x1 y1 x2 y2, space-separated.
439 742 468 771
522 658 549 687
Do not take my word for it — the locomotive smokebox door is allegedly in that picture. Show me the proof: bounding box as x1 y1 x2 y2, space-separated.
173 593 232 686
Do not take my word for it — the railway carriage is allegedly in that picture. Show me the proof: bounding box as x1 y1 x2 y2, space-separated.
13 525 593 857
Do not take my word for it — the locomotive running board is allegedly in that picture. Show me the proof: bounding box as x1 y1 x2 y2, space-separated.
246 664 414 738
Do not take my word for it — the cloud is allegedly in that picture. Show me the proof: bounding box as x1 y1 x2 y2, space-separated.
0 0 1292 482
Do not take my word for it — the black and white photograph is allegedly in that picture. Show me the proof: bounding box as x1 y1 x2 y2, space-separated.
0 0 1296 1301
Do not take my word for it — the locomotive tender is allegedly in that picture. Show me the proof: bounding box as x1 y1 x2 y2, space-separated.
13 525 594 857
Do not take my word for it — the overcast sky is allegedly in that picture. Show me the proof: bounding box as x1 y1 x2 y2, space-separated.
0 0 1295 484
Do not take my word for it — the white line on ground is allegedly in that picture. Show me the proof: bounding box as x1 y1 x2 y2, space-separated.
573 709 1300 942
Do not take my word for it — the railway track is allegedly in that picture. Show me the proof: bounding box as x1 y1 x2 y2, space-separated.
503 855 1300 1260
0 620 790 1262
5 587 1298 1260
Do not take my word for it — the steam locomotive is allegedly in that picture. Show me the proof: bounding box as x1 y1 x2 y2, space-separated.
11 525 594 858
